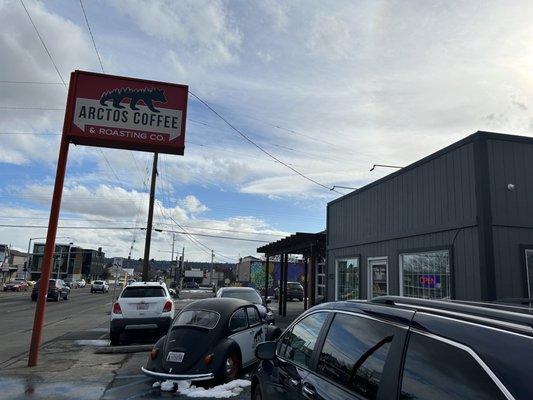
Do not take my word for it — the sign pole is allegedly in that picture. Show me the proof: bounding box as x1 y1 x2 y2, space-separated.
142 152 158 281
28 136 70 367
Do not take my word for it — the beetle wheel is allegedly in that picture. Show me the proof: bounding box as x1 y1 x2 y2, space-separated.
224 352 240 381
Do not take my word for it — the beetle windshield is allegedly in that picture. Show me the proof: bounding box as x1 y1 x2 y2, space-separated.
174 310 220 329
221 289 262 304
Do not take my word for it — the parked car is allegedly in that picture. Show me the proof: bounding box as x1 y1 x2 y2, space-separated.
252 296 533 400
4 278 29 292
110 282 174 346
142 298 281 383
91 280 109 293
75 279 86 288
63 278 74 288
183 281 199 289
216 287 275 324
273 281 304 301
31 279 70 301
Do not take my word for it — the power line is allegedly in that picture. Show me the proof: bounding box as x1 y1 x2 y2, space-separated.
79 0 105 73
0 106 63 111
188 91 342 195
0 224 270 243
0 80 63 85
19 0 66 86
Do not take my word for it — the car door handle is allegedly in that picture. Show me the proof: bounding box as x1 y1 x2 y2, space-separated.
289 378 299 387
302 382 316 396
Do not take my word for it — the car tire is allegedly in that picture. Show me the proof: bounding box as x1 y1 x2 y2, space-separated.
221 351 241 382
252 382 263 400
63 293 68 300
110 331 120 346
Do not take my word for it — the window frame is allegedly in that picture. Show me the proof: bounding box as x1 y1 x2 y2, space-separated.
228 306 249 333
276 310 332 372
400 329 515 400
245 305 261 328
519 244 533 298
367 256 389 299
335 255 361 301
398 246 454 299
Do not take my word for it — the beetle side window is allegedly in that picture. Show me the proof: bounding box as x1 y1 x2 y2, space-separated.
316 313 395 400
246 307 261 326
400 332 507 400
229 308 248 331
278 312 327 368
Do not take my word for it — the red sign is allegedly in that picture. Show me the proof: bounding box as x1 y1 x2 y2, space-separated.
64 71 188 155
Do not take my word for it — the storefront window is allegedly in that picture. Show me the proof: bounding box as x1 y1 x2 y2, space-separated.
525 249 533 298
336 258 360 300
400 250 451 299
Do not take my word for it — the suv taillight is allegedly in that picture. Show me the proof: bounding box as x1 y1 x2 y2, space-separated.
163 300 173 313
112 302 122 314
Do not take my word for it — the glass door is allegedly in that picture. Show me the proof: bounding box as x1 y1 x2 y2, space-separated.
369 258 388 299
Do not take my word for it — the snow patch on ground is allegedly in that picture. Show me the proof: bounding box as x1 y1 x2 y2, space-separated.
74 339 109 346
155 379 251 398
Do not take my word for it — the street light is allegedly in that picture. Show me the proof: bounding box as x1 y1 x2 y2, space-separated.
65 242 74 279
26 236 70 280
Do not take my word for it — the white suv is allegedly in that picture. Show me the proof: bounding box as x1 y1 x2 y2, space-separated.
110 282 174 346
91 280 109 293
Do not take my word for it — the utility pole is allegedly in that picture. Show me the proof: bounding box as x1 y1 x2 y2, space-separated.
142 152 158 282
210 249 214 286
170 233 175 281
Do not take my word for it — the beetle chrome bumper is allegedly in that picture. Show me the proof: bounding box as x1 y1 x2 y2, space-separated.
141 366 214 381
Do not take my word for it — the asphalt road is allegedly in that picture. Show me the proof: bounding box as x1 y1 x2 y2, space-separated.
0 286 114 367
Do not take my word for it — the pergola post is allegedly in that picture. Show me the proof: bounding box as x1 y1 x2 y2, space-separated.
310 245 316 307
283 252 288 317
278 253 283 316
264 255 269 304
304 256 308 310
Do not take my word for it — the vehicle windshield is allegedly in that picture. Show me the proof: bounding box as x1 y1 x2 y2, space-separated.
288 283 302 289
120 286 166 298
93 281 103 284
221 289 262 304
174 310 220 329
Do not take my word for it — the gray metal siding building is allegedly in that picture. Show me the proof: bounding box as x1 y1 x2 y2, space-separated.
326 131 533 302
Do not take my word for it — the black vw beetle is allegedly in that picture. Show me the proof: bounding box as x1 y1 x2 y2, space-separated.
142 297 281 383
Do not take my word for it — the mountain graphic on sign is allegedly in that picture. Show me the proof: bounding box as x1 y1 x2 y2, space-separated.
99 87 167 113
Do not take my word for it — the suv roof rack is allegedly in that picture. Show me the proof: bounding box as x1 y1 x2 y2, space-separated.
371 296 533 336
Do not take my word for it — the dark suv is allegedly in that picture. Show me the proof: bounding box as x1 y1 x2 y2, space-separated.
252 296 533 400
274 282 304 301
31 279 70 302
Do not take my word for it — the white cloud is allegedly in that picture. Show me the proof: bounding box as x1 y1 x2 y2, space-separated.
0 0 98 165
114 0 241 68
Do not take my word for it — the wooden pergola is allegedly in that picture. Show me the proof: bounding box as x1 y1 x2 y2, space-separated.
257 231 326 317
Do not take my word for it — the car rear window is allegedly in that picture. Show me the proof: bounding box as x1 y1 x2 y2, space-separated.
120 286 166 298
221 290 262 304
174 310 220 329
93 281 103 284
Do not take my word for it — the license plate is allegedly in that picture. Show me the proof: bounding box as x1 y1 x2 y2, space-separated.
167 352 185 363
137 303 149 310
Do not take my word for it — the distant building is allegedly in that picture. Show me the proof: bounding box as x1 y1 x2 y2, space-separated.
0 244 18 283
8 249 27 279
30 243 105 281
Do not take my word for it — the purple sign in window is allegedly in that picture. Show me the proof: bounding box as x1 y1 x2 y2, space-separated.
419 275 441 289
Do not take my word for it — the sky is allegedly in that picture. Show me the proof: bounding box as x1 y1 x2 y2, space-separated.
1 0 533 262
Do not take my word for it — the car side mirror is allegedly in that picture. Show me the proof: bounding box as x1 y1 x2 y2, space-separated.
255 341 277 361
266 299 272 304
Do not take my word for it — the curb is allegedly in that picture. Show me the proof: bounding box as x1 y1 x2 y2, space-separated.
94 344 153 354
